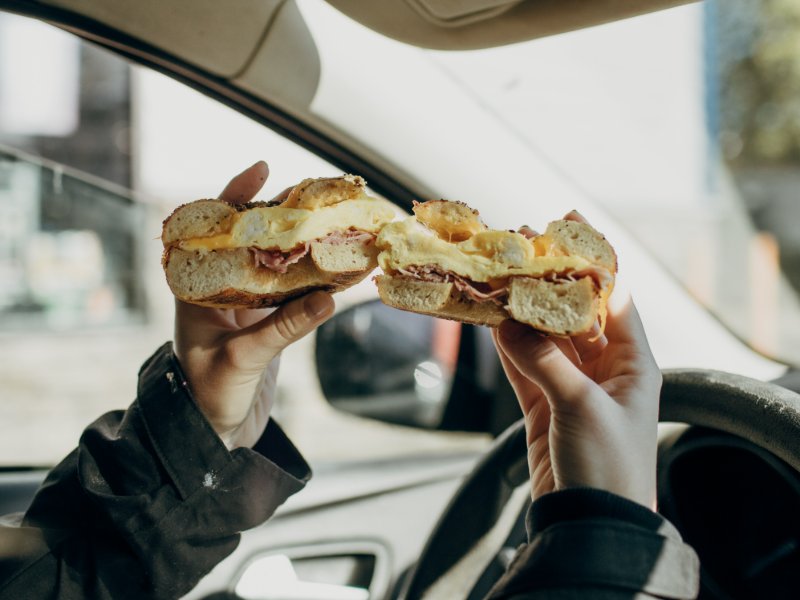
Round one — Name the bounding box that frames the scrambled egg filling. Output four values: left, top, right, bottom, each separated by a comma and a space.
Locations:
178, 196, 395, 252
376, 217, 594, 283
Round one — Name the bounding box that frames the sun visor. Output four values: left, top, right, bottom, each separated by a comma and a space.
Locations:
46, 0, 282, 77
408, 0, 523, 27
44, 0, 320, 112
233, 0, 321, 112
325, 0, 696, 49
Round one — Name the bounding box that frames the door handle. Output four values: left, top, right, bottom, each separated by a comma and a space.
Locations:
235, 554, 369, 600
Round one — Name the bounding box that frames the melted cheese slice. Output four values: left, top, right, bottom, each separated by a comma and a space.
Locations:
377, 217, 593, 282
179, 197, 395, 252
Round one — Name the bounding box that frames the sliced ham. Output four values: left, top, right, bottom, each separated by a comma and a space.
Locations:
251, 243, 310, 274
451, 278, 507, 304
250, 230, 375, 273
397, 265, 508, 306
394, 263, 613, 305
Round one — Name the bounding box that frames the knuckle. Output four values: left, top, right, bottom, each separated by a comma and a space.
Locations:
218, 340, 246, 370
528, 339, 562, 366
273, 313, 297, 342
272, 305, 310, 343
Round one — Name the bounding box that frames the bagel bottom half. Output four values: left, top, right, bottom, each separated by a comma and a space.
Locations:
165, 241, 378, 308
375, 274, 600, 335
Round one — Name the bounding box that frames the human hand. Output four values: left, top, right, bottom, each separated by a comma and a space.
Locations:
495, 215, 661, 508
173, 162, 335, 450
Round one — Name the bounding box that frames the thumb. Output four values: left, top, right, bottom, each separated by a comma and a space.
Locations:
226, 291, 335, 369
219, 160, 269, 204
497, 320, 592, 407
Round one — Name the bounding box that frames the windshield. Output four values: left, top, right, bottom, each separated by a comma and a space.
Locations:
302, 1, 800, 369
428, 2, 800, 368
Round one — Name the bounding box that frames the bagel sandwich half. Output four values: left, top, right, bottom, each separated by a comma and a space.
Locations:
162, 175, 395, 308
374, 200, 617, 336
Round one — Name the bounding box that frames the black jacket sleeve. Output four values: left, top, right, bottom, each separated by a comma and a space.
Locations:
0, 343, 311, 600
487, 488, 700, 599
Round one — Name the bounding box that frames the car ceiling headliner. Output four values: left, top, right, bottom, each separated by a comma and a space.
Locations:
39, 0, 697, 76
325, 0, 697, 50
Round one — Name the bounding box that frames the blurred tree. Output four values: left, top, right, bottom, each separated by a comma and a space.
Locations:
716, 0, 800, 165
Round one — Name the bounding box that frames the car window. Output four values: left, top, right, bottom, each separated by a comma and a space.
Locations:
299, 0, 798, 373
423, 3, 800, 367
435, 2, 800, 365
0, 12, 489, 467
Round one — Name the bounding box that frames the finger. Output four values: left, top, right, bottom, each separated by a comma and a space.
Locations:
604, 292, 654, 360
550, 336, 582, 366
220, 161, 269, 204
570, 320, 608, 363
564, 209, 588, 224
492, 328, 550, 439
232, 306, 274, 329
518, 225, 538, 240
174, 297, 267, 332
603, 284, 646, 345
227, 291, 335, 367
175, 298, 236, 332
269, 186, 294, 205
491, 328, 544, 409
597, 291, 661, 397
497, 319, 593, 406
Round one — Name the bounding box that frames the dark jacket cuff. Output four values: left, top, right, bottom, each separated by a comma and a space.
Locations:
526, 488, 664, 540
489, 488, 700, 600
136, 342, 311, 501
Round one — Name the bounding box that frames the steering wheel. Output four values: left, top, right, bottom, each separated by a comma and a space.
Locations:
399, 369, 800, 600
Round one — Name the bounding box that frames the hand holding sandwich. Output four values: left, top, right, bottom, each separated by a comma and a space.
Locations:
494, 215, 661, 509
173, 162, 335, 450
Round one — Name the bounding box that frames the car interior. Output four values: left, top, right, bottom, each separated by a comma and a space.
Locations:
1, 1, 799, 599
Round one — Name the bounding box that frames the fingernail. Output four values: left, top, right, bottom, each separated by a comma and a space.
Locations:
246, 160, 268, 177
305, 292, 333, 318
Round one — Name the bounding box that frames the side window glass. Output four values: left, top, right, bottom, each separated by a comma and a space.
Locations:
0, 12, 338, 466
0, 151, 143, 329
0, 14, 139, 329
0, 12, 488, 469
